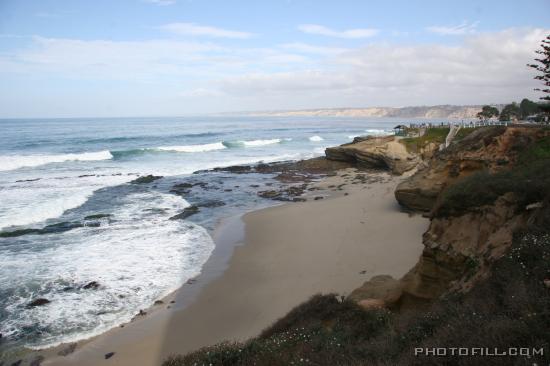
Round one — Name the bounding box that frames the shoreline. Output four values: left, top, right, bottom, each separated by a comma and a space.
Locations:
35, 168, 428, 366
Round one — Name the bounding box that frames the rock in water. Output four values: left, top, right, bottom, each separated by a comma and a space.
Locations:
105, 352, 115, 359
27, 298, 51, 307
130, 175, 162, 184
169, 205, 199, 220
82, 281, 100, 290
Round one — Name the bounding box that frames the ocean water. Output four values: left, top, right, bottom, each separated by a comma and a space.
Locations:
0, 116, 401, 350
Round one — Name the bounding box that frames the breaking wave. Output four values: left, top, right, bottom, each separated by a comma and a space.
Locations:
0, 151, 113, 172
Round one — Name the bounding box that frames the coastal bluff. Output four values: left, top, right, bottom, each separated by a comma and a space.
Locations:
350, 125, 550, 306
325, 135, 420, 175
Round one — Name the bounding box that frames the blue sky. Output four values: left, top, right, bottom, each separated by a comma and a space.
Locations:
0, 0, 549, 117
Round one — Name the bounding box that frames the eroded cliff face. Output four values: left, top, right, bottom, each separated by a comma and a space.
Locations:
350, 126, 550, 308
394, 126, 547, 212
325, 136, 420, 175
400, 193, 532, 300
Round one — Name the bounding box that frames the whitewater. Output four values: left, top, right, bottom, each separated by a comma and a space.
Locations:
0, 116, 401, 350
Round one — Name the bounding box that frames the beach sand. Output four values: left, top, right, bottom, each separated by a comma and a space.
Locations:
44, 169, 428, 366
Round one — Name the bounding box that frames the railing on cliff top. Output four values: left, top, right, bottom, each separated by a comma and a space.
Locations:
407, 120, 510, 129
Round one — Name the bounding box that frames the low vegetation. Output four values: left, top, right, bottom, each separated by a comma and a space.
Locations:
164, 216, 550, 365
400, 127, 478, 154
164, 127, 550, 366
435, 134, 550, 217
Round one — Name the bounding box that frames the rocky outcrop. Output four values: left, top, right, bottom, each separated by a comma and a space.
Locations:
169, 205, 199, 220
348, 275, 403, 308
325, 136, 420, 174
130, 175, 163, 184
27, 298, 51, 307
395, 126, 547, 212
400, 193, 530, 299
350, 126, 550, 309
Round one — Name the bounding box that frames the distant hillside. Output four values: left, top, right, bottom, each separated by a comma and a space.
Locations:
228, 105, 503, 119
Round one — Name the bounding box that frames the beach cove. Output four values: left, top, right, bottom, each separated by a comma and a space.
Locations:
41, 166, 428, 366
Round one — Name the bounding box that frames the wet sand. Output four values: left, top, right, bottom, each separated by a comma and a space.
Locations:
44, 169, 428, 366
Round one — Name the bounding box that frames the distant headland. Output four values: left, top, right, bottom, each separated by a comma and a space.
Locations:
222, 104, 501, 119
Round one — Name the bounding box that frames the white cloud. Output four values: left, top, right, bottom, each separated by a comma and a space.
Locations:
220, 28, 547, 106
143, 0, 176, 5
280, 42, 349, 55
10, 37, 223, 81
0, 27, 547, 116
426, 21, 479, 35
298, 24, 379, 39
159, 22, 254, 39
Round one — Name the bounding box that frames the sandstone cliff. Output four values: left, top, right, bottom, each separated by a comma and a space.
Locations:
394, 126, 548, 212
325, 135, 420, 175
351, 125, 550, 307
232, 105, 490, 119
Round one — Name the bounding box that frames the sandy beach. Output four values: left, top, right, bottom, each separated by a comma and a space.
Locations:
44, 169, 428, 366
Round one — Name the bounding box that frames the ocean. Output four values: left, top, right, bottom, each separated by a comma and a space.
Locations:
0, 115, 404, 351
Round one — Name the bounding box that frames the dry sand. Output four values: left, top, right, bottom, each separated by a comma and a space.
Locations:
44, 169, 428, 366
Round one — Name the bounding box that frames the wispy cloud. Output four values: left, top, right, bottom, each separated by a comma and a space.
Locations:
34, 12, 62, 18
426, 21, 479, 35
280, 42, 349, 55
159, 22, 255, 39
143, 0, 176, 5
220, 28, 546, 106
298, 24, 379, 39
1, 27, 545, 115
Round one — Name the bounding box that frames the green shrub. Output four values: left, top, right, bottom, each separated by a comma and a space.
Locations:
435, 134, 550, 217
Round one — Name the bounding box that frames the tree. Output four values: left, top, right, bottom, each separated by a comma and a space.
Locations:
519, 98, 540, 118
476, 105, 499, 121
499, 103, 521, 121
527, 34, 550, 101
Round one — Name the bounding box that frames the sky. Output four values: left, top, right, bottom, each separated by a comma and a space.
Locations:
0, 0, 549, 118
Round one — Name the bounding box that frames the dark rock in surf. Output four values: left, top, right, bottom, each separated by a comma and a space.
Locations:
105, 352, 115, 359
82, 281, 100, 290
27, 298, 51, 307
130, 175, 162, 184
212, 165, 252, 173
258, 190, 282, 199
169, 205, 200, 220
42, 221, 84, 234
0, 228, 41, 238
84, 214, 112, 220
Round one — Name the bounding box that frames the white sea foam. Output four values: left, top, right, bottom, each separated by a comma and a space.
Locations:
309, 135, 324, 142
0, 174, 133, 230
241, 138, 282, 147
0, 192, 215, 349
0, 151, 113, 172
157, 142, 227, 153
